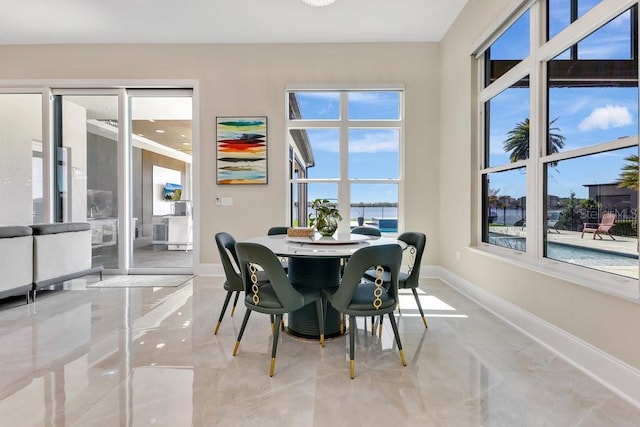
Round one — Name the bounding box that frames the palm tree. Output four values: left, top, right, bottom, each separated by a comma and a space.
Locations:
503, 118, 566, 164
617, 154, 638, 191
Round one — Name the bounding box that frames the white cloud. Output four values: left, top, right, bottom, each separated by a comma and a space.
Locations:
348, 92, 384, 103
350, 132, 398, 153
609, 12, 630, 28
578, 105, 633, 131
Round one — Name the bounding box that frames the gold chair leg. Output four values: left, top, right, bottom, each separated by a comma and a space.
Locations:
340, 314, 344, 334
320, 334, 325, 348
399, 349, 407, 366
233, 341, 240, 356
378, 319, 383, 338
371, 317, 375, 336
214, 321, 222, 335
270, 357, 276, 377
350, 360, 355, 379
421, 315, 429, 329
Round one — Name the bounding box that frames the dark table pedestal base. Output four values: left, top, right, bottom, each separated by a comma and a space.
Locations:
287, 257, 342, 338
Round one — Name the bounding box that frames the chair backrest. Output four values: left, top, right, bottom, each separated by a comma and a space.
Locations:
235, 242, 305, 311
267, 226, 289, 236
215, 232, 243, 291
601, 213, 616, 226
398, 231, 426, 289
350, 226, 381, 237
329, 244, 402, 313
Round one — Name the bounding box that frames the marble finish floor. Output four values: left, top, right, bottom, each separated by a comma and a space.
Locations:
0, 275, 638, 426
93, 237, 193, 270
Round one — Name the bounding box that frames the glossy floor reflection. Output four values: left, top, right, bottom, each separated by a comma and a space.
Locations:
0, 275, 638, 426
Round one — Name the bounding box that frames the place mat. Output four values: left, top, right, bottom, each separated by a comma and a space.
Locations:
86, 275, 194, 288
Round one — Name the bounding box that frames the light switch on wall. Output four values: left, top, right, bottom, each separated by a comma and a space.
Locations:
221, 197, 233, 206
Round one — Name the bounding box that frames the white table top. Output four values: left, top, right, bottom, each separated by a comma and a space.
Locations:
244, 233, 406, 258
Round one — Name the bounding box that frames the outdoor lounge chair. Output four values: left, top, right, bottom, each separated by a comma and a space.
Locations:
547, 211, 560, 233
581, 213, 616, 240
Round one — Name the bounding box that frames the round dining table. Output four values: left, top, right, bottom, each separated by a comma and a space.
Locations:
244, 233, 406, 339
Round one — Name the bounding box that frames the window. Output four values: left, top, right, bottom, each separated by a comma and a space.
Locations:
287, 89, 403, 234
543, 6, 638, 279
548, 0, 605, 41
480, 9, 531, 251
477, 0, 639, 289
485, 9, 530, 87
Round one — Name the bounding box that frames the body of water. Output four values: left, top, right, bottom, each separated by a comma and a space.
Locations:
349, 206, 397, 219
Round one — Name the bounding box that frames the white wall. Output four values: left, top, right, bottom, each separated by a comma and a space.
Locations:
0, 94, 41, 225
438, 0, 640, 373
0, 42, 440, 266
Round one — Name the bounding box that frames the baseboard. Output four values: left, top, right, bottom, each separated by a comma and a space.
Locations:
425, 265, 640, 409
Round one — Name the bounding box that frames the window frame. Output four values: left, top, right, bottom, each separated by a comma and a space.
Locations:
285, 84, 405, 234
474, 0, 640, 299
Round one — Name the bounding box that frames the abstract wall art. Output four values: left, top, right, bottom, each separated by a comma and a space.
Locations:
216, 116, 267, 184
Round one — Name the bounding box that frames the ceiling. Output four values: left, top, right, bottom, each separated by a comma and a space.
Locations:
66, 96, 193, 156
132, 120, 192, 154
0, 0, 468, 45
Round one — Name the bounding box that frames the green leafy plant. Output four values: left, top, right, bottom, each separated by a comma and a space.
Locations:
617, 154, 638, 190
503, 117, 565, 166
308, 198, 342, 236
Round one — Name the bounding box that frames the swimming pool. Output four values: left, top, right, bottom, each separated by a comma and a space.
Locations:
488, 234, 638, 266
546, 242, 638, 266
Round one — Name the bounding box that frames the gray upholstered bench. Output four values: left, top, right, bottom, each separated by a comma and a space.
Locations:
0, 226, 34, 302
30, 222, 103, 300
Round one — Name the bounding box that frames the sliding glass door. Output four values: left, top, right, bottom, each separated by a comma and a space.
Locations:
54, 93, 121, 270
51, 88, 194, 274
129, 91, 193, 271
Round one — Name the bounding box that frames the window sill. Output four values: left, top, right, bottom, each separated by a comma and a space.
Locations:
467, 245, 640, 304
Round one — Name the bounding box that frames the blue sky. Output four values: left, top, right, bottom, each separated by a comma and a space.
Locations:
294, 2, 637, 205
488, 2, 637, 200
293, 91, 400, 204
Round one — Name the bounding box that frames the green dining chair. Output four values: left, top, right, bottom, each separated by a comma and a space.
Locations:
323, 244, 405, 379
234, 242, 325, 377
350, 225, 382, 333
350, 226, 381, 237
214, 232, 245, 335
267, 226, 289, 235
364, 231, 428, 329
214, 232, 273, 335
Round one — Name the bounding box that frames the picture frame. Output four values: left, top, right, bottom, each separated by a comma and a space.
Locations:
216, 116, 268, 184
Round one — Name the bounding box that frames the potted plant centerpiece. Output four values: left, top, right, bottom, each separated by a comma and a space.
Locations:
308, 198, 342, 237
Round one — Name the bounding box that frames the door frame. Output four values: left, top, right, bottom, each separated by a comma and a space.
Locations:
2, 79, 200, 275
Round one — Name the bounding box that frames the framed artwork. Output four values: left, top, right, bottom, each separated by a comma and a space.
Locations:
216, 116, 268, 184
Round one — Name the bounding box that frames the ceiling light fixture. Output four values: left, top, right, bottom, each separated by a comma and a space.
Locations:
302, 0, 336, 7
